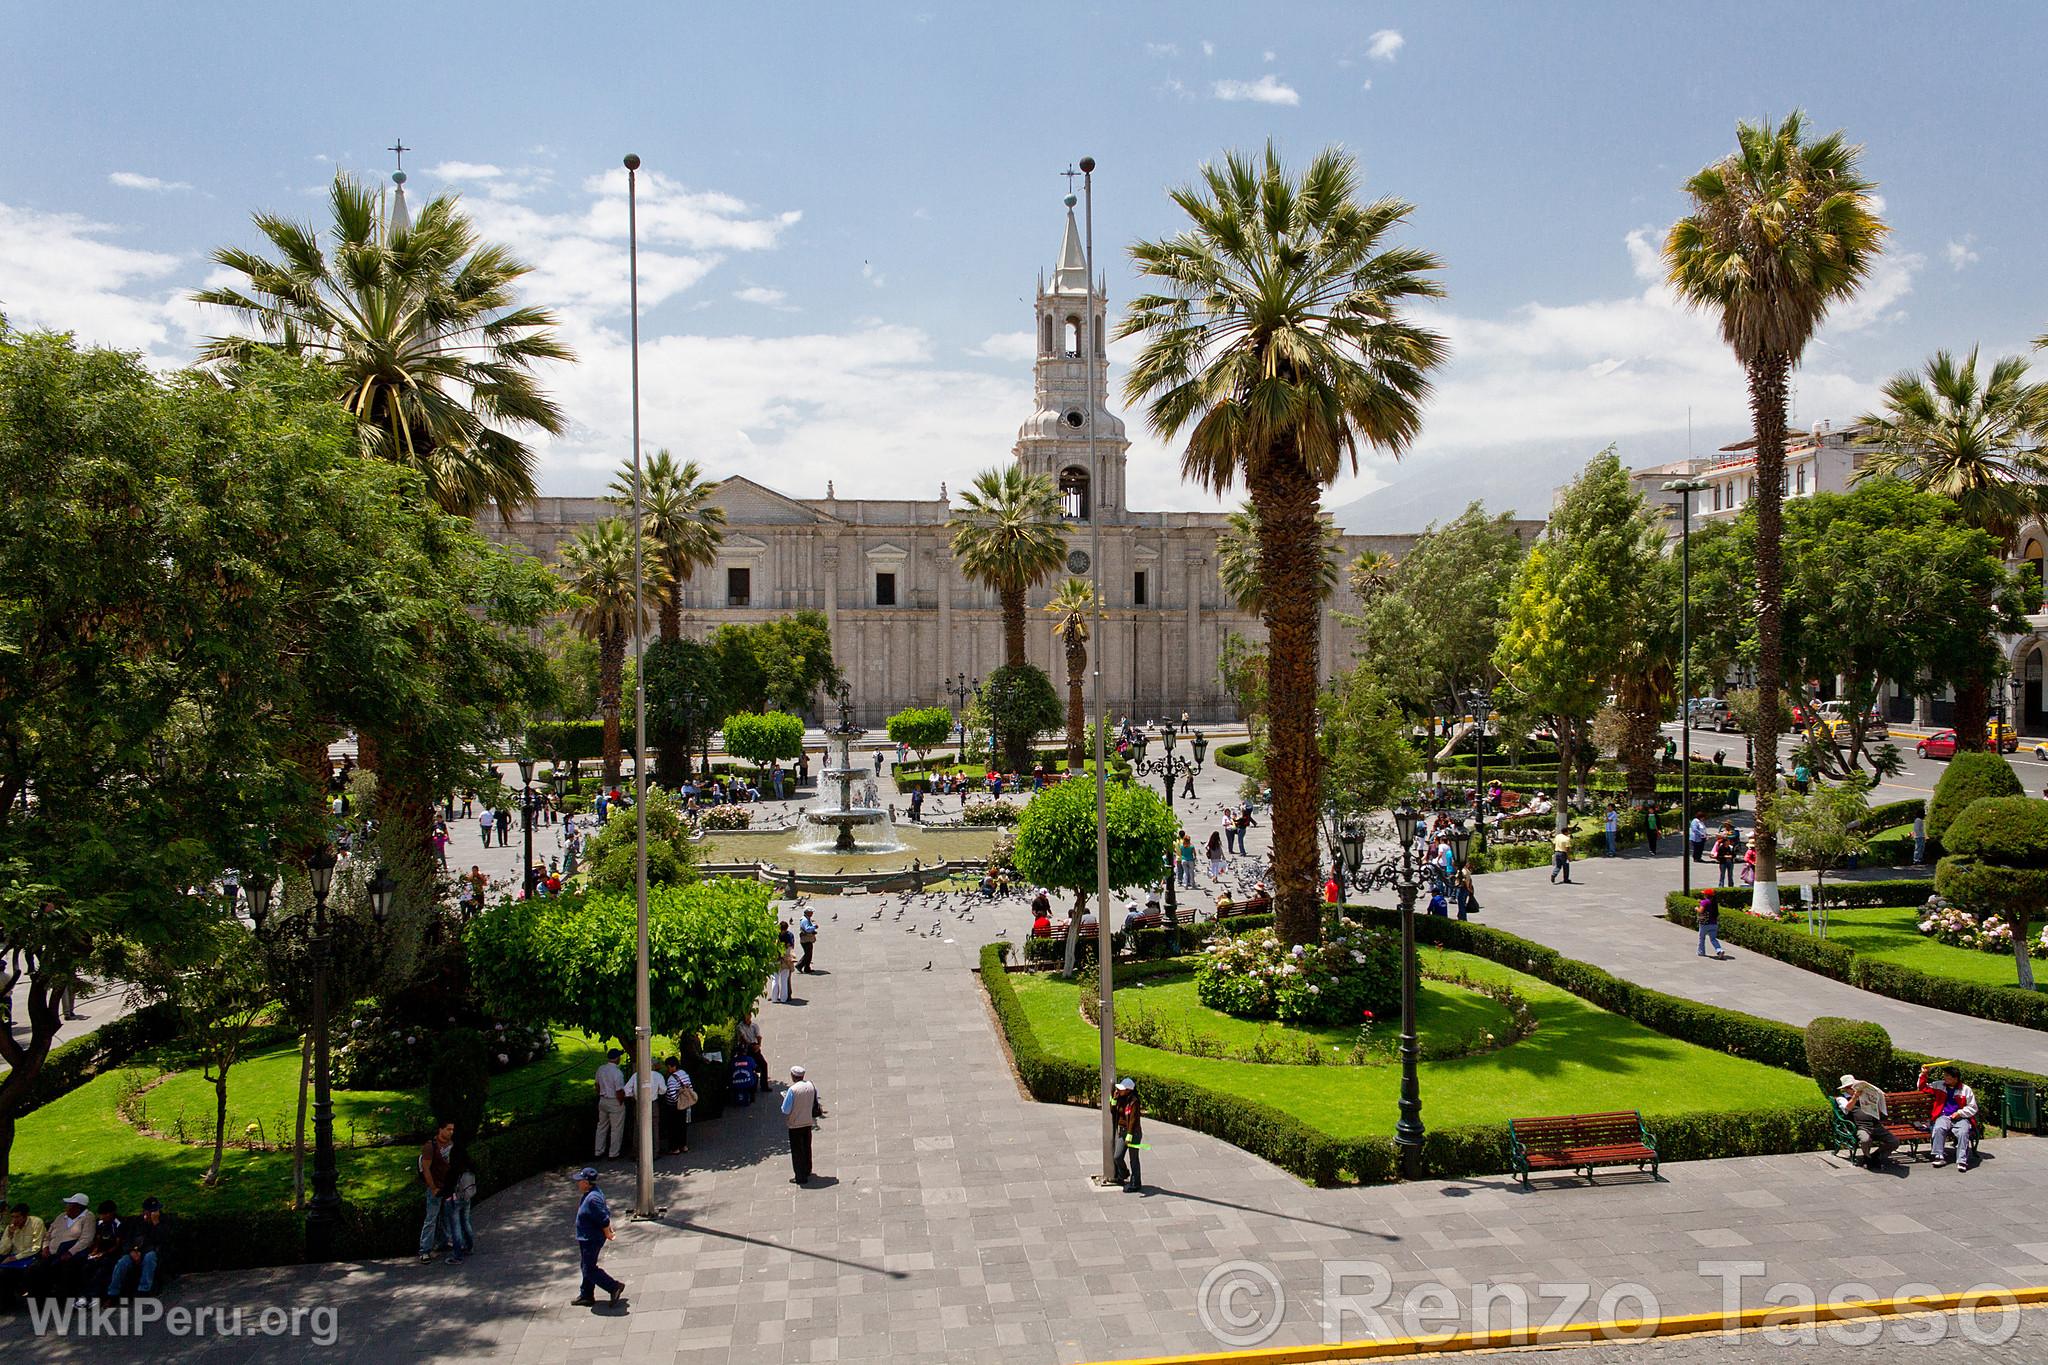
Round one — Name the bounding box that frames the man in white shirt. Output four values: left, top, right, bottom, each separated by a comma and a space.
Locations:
593, 1049, 627, 1159
40, 1194, 94, 1297
780, 1065, 826, 1185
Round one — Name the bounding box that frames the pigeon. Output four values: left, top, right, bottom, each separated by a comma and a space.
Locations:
923, 961, 933, 971
854, 923, 864, 931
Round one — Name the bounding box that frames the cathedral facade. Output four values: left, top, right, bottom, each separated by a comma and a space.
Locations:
478, 206, 1466, 725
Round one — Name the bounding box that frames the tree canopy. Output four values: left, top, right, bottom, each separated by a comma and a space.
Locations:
1011, 778, 1179, 901
886, 706, 954, 761
723, 711, 805, 766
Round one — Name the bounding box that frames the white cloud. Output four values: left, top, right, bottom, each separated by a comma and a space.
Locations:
1212, 74, 1300, 106
1360, 79, 1374, 91
1944, 235, 1980, 271
1824, 251, 1923, 332
733, 285, 795, 310
108, 171, 192, 193
1200, 40, 1215, 57
429, 161, 505, 181
1144, 41, 1179, 58
969, 330, 1036, 363
0, 202, 193, 358
1159, 77, 1195, 102
1262, 49, 1276, 62
1366, 29, 1404, 61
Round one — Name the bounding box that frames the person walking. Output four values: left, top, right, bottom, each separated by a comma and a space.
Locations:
797, 910, 819, 974
569, 1169, 625, 1306
781, 1065, 826, 1185
1714, 826, 1738, 887
1550, 828, 1573, 885
1913, 811, 1927, 865
1689, 815, 1708, 863
1177, 833, 1197, 889
1603, 804, 1619, 857
496, 803, 512, 847
417, 1118, 455, 1263
1644, 806, 1660, 855
1696, 891, 1729, 959
478, 805, 495, 849
442, 1143, 476, 1263
593, 1048, 627, 1160
1206, 831, 1226, 880
1112, 1077, 1145, 1192
770, 921, 796, 1002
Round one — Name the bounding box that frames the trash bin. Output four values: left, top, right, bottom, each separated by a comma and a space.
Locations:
2001, 1082, 2040, 1135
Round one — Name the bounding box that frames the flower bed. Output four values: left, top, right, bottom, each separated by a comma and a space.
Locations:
961, 798, 1019, 826
1193, 922, 1399, 1026
696, 803, 753, 831
1920, 899, 2048, 958
334, 1009, 555, 1089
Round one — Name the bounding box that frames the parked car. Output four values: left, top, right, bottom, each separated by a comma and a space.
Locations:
1917, 730, 1957, 760
1816, 702, 1889, 742
1993, 721, 2018, 753
1686, 697, 1736, 732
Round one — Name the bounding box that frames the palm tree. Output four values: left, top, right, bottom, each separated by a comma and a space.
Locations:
195, 171, 573, 518
558, 520, 666, 784
948, 466, 1068, 669
606, 450, 726, 640
1045, 578, 1099, 770
1216, 503, 1342, 615
1665, 111, 1887, 915
1121, 144, 1448, 947
1854, 348, 2048, 747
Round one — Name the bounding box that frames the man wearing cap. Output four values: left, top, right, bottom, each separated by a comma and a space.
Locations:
37, 1193, 95, 1297
593, 1048, 627, 1160
780, 1065, 826, 1185
105, 1197, 170, 1300
1112, 1079, 1145, 1192
569, 1168, 626, 1307
1835, 1075, 1898, 1170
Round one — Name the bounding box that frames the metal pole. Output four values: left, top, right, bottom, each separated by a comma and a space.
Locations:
624, 153, 656, 1216
1394, 841, 1424, 1179
1081, 157, 1119, 1188
306, 892, 337, 1259
1679, 488, 1692, 897
1473, 703, 1487, 853
522, 783, 536, 899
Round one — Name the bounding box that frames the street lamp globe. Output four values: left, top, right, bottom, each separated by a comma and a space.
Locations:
1448, 819, 1475, 866
1339, 819, 1366, 874
305, 846, 337, 903
367, 866, 398, 926
1392, 802, 1421, 848
517, 755, 537, 788
243, 877, 273, 934
1190, 731, 1208, 766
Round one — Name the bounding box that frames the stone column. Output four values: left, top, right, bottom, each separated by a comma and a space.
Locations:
1186, 552, 1204, 714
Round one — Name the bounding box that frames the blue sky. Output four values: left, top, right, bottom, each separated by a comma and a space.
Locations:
4, 2, 2044, 525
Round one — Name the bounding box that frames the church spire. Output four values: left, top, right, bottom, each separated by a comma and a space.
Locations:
386, 138, 413, 240
1051, 198, 1089, 295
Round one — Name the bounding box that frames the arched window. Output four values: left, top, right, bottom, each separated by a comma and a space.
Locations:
2023, 538, 2045, 591
1040, 315, 1054, 355
1063, 316, 1082, 357
1059, 465, 1090, 521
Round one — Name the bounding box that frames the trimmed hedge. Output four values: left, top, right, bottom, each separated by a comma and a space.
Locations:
1213, 740, 1258, 776
1665, 890, 2048, 1032
1675, 877, 1932, 913
11, 1000, 183, 1118
1803, 1016, 1893, 1087
1927, 751, 2024, 843
1864, 796, 1927, 832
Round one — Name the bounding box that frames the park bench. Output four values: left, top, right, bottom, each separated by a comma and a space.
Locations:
1216, 897, 1270, 920
1509, 1111, 1659, 1185
1827, 1089, 1944, 1161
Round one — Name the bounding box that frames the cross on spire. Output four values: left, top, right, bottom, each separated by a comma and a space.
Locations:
388, 138, 412, 171
1060, 164, 1080, 194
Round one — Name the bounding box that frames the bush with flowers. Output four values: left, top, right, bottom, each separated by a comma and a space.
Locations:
1194, 922, 1400, 1026
333, 1006, 556, 1089
696, 804, 753, 832
1917, 897, 2048, 959
961, 798, 1020, 826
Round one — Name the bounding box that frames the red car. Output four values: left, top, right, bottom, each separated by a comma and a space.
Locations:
1916, 730, 1957, 760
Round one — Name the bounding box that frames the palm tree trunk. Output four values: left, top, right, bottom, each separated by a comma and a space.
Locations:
1002, 586, 1028, 669
599, 627, 625, 786
1065, 638, 1086, 771
1747, 352, 1790, 914
1253, 456, 1326, 946
1619, 678, 1661, 802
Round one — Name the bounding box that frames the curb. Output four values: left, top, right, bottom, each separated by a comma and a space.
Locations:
1081, 1284, 2048, 1364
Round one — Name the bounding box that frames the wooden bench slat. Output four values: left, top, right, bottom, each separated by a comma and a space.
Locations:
1510, 1111, 1658, 1186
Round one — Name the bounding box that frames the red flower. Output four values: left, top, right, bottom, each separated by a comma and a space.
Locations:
1361, 1009, 1375, 1020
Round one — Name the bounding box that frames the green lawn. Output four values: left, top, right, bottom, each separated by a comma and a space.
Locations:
1011, 948, 1820, 1139
7, 1032, 609, 1219
1818, 904, 2039, 991
1111, 971, 1512, 1061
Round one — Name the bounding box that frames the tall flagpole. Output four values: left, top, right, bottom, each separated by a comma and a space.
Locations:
624, 153, 656, 1217
1079, 156, 1118, 1187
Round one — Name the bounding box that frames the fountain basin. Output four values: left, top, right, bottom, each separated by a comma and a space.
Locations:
699, 826, 997, 875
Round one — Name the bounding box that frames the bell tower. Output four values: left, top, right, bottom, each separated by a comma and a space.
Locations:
1014, 195, 1129, 524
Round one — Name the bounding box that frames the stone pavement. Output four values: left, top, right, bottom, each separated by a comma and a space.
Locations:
11, 864, 2048, 1364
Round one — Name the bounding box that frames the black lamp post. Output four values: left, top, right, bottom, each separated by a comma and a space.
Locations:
1463, 689, 1492, 853
1339, 805, 1469, 1180
947, 672, 978, 754
1133, 726, 1207, 930
517, 755, 538, 899
1663, 478, 1711, 896
269, 849, 394, 1261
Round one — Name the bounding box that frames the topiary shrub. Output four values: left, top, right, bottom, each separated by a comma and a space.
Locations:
1942, 796, 2048, 866
1801, 1016, 1893, 1088
428, 1027, 492, 1144
1936, 795, 2048, 992
1926, 750, 2023, 844
1194, 921, 1399, 1025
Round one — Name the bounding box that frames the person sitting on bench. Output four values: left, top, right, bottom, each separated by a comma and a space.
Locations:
1920, 1064, 1978, 1171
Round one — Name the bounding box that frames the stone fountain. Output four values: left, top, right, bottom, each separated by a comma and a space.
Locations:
800, 686, 895, 853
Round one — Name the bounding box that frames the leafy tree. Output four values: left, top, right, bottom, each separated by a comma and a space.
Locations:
886, 706, 954, 765
1011, 777, 1179, 972
465, 880, 781, 1048
1121, 143, 1447, 946
706, 623, 770, 715
1493, 451, 1663, 825
1855, 348, 2048, 749
127, 913, 271, 1187
1936, 796, 2048, 991
558, 519, 665, 784
1666, 110, 1889, 914
723, 711, 805, 768
1314, 668, 1418, 861
195, 171, 571, 517
982, 664, 1064, 772
1927, 750, 2024, 845
1216, 502, 1340, 615
1044, 578, 1098, 770
540, 624, 603, 720
948, 466, 1067, 669
1765, 774, 1872, 930
747, 611, 842, 715
641, 636, 727, 785
607, 450, 725, 773
580, 787, 698, 892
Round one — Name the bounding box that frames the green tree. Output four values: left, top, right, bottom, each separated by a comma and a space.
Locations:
747, 611, 843, 715
886, 706, 954, 765
1493, 451, 1664, 824
1927, 750, 2024, 845
1936, 796, 2048, 991
465, 880, 781, 1047
1854, 348, 2048, 749
1666, 110, 1889, 913
1216, 630, 1268, 739
982, 664, 1064, 772
1215, 503, 1341, 615
722, 711, 805, 769
1044, 578, 1099, 770
1011, 777, 1179, 972
706, 623, 770, 715
580, 787, 698, 891
1314, 668, 1419, 860
540, 624, 603, 720
1766, 774, 1872, 931
947, 466, 1068, 669
558, 520, 666, 784
195, 171, 572, 517
640, 636, 725, 785
607, 450, 726, 774
1121, 143, 1448, 946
